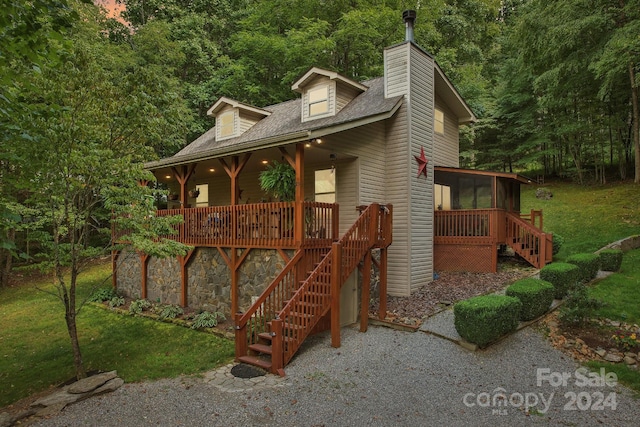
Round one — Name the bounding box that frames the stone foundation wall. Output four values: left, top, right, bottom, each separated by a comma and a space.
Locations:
115, 247, 293, 318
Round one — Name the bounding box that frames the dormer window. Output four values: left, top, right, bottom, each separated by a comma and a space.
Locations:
308, 86, 329, 116
218, 111, 235, 138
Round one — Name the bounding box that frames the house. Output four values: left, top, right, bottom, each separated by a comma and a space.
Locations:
113, 10, 551, 375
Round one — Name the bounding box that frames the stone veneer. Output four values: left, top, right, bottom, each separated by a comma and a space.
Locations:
116, 247, 293, 318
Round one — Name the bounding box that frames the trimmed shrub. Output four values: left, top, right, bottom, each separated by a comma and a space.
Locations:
539, 262, 580, 299
598, 249, 623, 272
566, 253, 601, 283
551, 234, 564, 256
454, 295, 522, 347
505, 278, 555, 321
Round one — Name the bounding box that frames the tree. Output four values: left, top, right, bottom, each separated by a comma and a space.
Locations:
8, 1, 192, 379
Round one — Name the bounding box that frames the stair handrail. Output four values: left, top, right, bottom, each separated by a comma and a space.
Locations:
506, 212, 551, 268
234, 249, 305, 358
277, 203, 381, 365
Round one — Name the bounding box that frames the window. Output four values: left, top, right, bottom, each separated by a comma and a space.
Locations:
308, 86, 329, 116
434, 108, 444, 135
195, 184, 208, 207
218, 112, 234, 138
314, 169, 335, 203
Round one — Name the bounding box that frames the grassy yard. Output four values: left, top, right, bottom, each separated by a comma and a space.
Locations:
0, 262, 234, 408
520, 180, 640, 259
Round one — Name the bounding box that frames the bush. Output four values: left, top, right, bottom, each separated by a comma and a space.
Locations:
129, 299, 152, 315
598, 249, 623, 272
551, 234, 564, 256
505, 278, 555, 321
190, 311, 226, 329
566, 253, 601, 283
454, 295, 522, 347
108, 296, 125, 308
539, 262, 580, 299
559, 286, 605, 326
89, 287, 118, 302
158, 304, 184, 320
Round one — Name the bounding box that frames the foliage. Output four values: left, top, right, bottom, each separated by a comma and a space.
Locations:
598, 249, 623, 272
259, 161, 296, 201
551, 234, 564, 256
505, 278, 554, 321
157, 304, 184, 320
191, 311, 226, 329
108, 296, 125, 308
611, 330, 638, 352
129, 298, 152, 315
566, 253, 601, 283
453, 294, 521, 347
558, 285, 605, 326
0, 262, 234, 408
88, 287, 118, 302
589, 248, 640, 324
539, 262, 580, 299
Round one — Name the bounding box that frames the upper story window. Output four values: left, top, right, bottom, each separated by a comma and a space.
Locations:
218, 111, 235, 138
434, 108, 445, 135
308, 86, 329, 116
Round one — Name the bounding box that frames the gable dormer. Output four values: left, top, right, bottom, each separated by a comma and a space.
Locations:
291, 67, 367, 123
207, 97, 271, 141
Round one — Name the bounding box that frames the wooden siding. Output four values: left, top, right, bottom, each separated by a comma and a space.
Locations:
238, 110, 264, 135
383, 42, 411, 296
408, 45, 435, 294
335, 82, 361, 114
433, 96, 460, 167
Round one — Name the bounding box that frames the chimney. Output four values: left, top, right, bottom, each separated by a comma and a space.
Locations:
403, 10, 416, 42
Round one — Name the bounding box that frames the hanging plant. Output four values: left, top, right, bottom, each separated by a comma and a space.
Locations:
188, 188, 200, 198
259, 161, 296, 201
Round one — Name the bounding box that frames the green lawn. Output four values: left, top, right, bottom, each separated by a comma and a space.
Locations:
0, 262, 234, 408
521, 180, 640, 260
590, 249, 640, 324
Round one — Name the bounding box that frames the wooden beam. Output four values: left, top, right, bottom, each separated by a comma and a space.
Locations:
360, 251, 371, 332
277, 248, 291, 263
294, 143, 305, 245
171, 164, 197, 209
330, 241, 341, 348
378, 248, 387, 320
278, 147, 295, 168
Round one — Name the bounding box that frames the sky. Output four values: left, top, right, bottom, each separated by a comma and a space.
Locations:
94, 0, 126, 22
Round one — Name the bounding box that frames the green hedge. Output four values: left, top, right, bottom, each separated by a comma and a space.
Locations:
539, 262, 580, 299
598, 249, 623, 272
505, 278, 555, 321
454, 295, 521, 348
566, 253, 601, 283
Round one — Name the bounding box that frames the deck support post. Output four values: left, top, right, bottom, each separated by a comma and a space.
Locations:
360, 250, 371, 332
271, 318, 284, 376
331, 241, 341, 348
234, 312, 247, 362
139, 253, 149, 299
378, 247, 388, 320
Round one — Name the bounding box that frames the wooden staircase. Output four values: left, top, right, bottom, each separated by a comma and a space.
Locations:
505, 212, 553, 269
234, 203, 392, 375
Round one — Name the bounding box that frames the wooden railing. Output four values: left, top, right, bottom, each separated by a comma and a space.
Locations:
234, 203, 392, 374
506, 212, 553, 269
434, 209, 505, 245
151, 202, 338, 249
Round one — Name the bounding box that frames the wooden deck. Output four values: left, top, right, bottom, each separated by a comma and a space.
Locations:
434, 208, 552, 272
155, 201, 339, 249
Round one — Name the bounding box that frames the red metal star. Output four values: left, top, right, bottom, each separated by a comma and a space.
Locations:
415, 146, 429, 178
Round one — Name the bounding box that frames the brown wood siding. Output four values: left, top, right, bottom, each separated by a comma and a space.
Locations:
408, 45, 434, 293
433, 96, 460, 167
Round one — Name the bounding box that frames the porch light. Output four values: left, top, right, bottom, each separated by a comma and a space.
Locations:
165, 175, 171, 179
261, 160, 269, 165
209, 168, 215, 172
316, 138, 322, 144
305, 142, 312, 148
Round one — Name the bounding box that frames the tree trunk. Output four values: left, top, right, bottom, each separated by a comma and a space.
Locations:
1, 228, 15, 287
630, 62, 640, 184
64, 268, 86, 380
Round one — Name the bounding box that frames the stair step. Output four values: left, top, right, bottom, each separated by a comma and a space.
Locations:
238, 355, 272, 370
249, 343, 273, 355
258, 332, 293, 343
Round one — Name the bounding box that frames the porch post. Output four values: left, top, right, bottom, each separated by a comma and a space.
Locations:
331, 241, 341, 348
171, 164, 197, 209
360, 250, 371, 332
219, 153, 251, 206
294, 143, 305, 246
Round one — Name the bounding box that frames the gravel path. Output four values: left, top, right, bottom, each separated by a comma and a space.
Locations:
32, 324, 640, 427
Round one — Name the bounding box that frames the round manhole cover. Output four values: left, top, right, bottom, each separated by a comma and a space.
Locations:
230, 363, 266, 379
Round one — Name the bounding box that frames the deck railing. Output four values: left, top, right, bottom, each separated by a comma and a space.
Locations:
152, 202, 338, 249
434, 208, 505, 245
506, 212, 552, 269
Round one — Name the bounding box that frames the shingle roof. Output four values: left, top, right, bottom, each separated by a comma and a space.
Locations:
147, 77, 403, 169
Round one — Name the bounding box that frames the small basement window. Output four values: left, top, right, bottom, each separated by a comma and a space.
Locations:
435, 108, 444, 135
308, 86, 329, 116
218, 111, 234, 138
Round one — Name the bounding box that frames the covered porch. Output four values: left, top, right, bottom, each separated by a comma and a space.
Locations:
433, 167, 552, 272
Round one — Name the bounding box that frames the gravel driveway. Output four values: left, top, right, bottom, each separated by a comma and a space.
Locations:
32, 323, 640, 427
